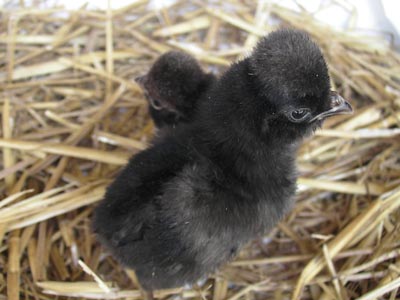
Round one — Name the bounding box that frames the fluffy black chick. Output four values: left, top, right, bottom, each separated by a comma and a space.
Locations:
136, 51, 215, 130
93, 29, 352, 291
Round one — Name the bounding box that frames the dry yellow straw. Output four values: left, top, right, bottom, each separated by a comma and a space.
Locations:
292, 189, 400, 299
0, 139, 128, 165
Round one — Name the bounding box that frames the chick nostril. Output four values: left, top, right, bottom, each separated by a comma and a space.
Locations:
332, 97, 342, 107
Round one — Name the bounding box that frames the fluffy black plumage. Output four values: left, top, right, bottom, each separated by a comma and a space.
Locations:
93, 29, 352, 291
136, 51, 215, 129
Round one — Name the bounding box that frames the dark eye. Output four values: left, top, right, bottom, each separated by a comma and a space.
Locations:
150, 98, 163, 110
289, 108, 311, 122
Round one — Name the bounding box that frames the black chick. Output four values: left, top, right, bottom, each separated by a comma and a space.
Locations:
93, 29, 352, 291
136, 51, 216, 130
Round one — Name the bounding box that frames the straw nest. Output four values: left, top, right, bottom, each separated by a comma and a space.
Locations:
1, 1, 400, 299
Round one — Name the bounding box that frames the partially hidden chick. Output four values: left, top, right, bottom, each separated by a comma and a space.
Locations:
136, 51, 216, 130
93, 29, 353, 292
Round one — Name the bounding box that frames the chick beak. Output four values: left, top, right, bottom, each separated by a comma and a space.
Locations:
309, 91, 353, 123
135, 75, 147, 87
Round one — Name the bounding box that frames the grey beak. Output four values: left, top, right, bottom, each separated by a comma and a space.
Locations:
309, 91, 353, 123
135, 75, 147, 87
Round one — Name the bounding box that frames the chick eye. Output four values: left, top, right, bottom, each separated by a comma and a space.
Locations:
289, 108, 311, 122
149, 98, 163, 110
